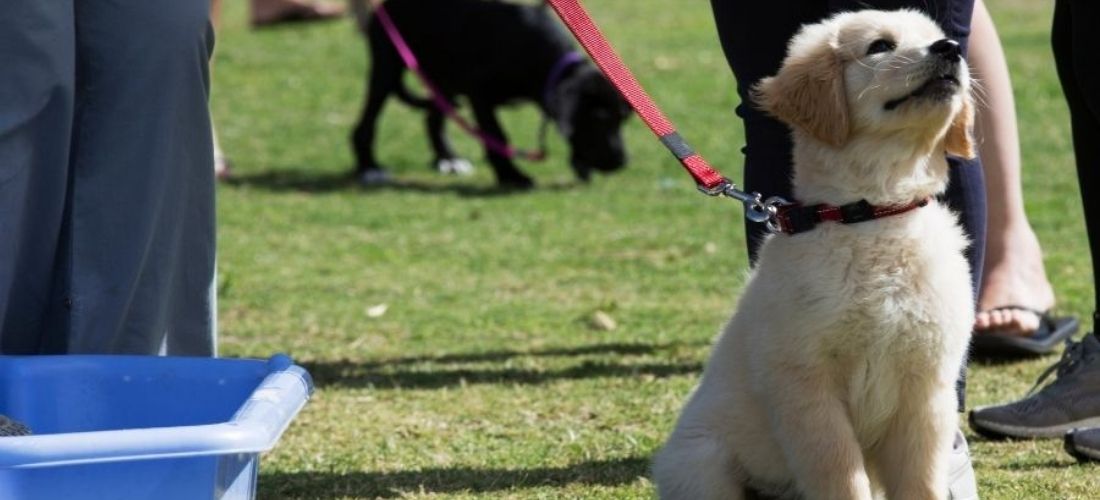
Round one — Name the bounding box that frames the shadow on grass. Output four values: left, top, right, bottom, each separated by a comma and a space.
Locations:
303, 359, 702, 390
224, 169, 357, 193
995, 458, 1077, 471
300, 341, 704, 390
357, 341, 699, 368
967, 353, 1052, 366
259, 456, 648, 499
225, 167, 582, 197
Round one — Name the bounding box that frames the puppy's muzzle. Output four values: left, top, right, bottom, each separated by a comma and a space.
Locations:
884, 38, 963, 111
929, 38, 961, 61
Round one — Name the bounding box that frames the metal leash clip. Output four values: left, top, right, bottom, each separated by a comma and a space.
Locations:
698, 180, 791, 232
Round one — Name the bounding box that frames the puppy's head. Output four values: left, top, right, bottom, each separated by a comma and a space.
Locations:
554, 65, 632, 181
754, 9, 974, 159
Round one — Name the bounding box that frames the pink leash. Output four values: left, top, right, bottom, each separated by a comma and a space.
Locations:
373, 1, 547, 162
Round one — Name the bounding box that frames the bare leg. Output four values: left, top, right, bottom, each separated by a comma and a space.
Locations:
970, 0, 1056, 336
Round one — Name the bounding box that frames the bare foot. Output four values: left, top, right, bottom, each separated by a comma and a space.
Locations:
250, 0, 346, 28
213, 126, 231, 181
975, 222, 1056, 336
214, 150, 232, 181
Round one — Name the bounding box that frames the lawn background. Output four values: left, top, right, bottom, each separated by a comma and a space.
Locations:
211, 0, 1099, 497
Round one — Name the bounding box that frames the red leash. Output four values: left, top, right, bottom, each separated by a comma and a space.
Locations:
545, 0, 933, 234
376, 0, 926, 233
545, 0, 789, 227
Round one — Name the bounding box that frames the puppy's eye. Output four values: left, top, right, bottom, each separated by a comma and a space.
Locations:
866, 39, 896, 55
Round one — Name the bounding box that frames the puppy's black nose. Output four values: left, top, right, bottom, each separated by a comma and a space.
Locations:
929, 38, 961, 60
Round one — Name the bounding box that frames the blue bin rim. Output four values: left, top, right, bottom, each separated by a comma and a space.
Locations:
0, 354, 313, 469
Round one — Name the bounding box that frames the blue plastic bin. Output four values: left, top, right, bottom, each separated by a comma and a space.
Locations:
0, 354, 312, 500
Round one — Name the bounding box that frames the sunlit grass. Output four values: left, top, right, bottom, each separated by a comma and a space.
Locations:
211, 0, 1099, 497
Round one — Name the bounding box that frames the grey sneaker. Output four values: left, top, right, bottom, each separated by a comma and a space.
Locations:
948, 430, 979, 500
1064, 427, 1100, 463
969, 333, 1100, 439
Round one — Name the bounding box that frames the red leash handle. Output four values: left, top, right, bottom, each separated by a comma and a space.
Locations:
546, 0, 729, 191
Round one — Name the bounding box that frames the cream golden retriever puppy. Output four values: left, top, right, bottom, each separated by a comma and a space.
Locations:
653, 10, 976, 500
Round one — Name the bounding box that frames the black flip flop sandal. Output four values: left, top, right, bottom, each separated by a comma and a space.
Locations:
971, 305, 1079, 358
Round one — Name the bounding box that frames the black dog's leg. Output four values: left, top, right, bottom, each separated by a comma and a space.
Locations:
352, 74, 394, 183
426, 107, 472, 175
470, 99, 534, 189
352, 37, 402, 184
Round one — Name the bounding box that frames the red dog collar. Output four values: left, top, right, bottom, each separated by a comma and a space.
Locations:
774, 197, 932, 235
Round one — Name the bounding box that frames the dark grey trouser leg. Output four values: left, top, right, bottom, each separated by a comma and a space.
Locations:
63, 0, 217, 355
0, 2, 75, 354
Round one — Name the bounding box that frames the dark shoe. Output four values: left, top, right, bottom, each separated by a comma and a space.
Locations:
970, 334, 1100, 438
971, 306, 1078, 358
1064, 427, 1100, 463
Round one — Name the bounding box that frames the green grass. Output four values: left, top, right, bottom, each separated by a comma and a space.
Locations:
211, 0, 1100, 497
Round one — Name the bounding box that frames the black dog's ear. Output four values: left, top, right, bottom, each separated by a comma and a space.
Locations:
555, 94, 578, 138
578, 68, 630, 119
550, 67, 585, 138
581, 66, 630, 118
619, 97, 632, 118
551, 65, 630, 137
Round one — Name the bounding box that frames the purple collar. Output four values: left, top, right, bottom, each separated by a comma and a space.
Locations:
543, 51, 586, 110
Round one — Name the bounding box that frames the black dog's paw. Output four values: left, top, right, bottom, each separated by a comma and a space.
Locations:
434, 158, 474, 176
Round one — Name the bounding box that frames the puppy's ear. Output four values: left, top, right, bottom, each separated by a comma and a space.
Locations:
753, 43, 849, 147
945, 96, 976, 159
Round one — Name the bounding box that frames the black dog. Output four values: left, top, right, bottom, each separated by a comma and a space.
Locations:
352, 0, 630, 188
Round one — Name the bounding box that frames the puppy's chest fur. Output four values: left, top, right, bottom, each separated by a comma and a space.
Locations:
748, 204, 972, 431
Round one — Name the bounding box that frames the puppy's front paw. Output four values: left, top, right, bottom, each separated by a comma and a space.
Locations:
435, 158, 474, 176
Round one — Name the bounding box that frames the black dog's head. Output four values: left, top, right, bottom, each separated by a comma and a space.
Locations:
553, 65, 631, 181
